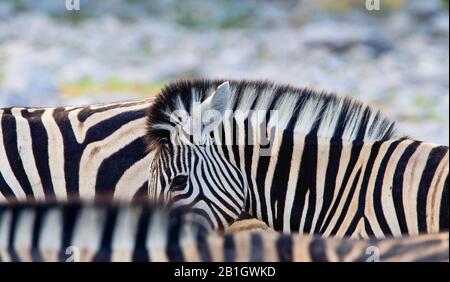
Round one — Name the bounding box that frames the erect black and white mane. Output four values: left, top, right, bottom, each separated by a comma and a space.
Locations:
145, 79, 402, 150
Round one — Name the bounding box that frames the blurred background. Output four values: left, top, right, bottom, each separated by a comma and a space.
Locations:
0, 0, 448, 144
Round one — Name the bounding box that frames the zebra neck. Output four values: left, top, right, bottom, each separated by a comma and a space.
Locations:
220, 134, 448, 238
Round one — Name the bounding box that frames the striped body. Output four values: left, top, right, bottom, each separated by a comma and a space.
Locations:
0, 99, 154, 203
0, 201, 447, 262
244, 137, 449, 238
146, 80, 449, 237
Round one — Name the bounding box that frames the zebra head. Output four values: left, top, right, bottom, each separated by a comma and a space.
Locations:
147, 81, 247, 230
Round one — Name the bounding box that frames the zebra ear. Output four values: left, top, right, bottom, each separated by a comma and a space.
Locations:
200, 81, 230, 132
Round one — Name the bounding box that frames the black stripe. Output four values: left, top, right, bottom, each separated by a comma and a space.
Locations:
417, 146, 448, 232
243, 118, 256, 214
276, 235, 293, 262
255, 151, 270, 223
31, 205, 46, 262
354, 108, 371, 142
92, 206, 118, 262
59, 203, 80, 261
439, 174, 448, 230
166, 211, 184, 262
0, 207, 6, 262
271, 130, 294, 231
290, 134, 318, 232
196, 232, 212, 262
363, 215, 375, 237
132, 206, 150, 262
372, 140, 402, 235
224, 235, 235, 262
250, 233, 263, 261
1, 109, 35, 200
7, 206, 21, 262
22, 109, 56, 200
392, 141, 421, 234
95, 138, 147, 198
335, 239, 355, 260
54, 108, 82, 197
302, 135, 319, 233
84, 110, 146, 143
309, 238, 328, 262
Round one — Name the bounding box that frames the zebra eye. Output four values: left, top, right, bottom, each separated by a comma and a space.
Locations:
170, 175, 188, 189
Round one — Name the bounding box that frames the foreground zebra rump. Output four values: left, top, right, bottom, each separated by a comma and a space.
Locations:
147, 80, 449, 237
0, 201, 447, 262
0, 99, 154, 202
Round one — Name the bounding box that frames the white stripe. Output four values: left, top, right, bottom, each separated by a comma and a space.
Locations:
0, 110, 27, 200
111, 206, 140, 262
12, 108, 46, 200
0, 210, 12, 261
13, 208, 35, 261
39, 208, 63, 261
309, 138, 331, 232
263, 128, 285, 228
147, 209, 169, 262
71, 206, 106, 261
403, 143, 431, 235
41, 109, 67, 200
299, 190, 310, 233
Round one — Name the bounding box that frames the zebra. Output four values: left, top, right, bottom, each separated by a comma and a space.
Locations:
0, 201, 447, 262
146, 79, 449, 238
0, 99, 155, 203
0, 97, 268, 232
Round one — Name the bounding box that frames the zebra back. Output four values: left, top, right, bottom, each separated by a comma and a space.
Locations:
0, 99, 154, 203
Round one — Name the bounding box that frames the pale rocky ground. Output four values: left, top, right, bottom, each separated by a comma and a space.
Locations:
0, 0, 448, 146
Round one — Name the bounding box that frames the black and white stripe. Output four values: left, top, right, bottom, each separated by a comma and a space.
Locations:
146, 79, 449, 237
0, 201, 447, 262
0, 99, 154, 203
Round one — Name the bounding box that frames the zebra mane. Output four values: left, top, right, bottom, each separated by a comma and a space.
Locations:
145, 79, 402, 151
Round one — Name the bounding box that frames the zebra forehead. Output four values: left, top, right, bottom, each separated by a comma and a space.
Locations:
144, 79, 403, 151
